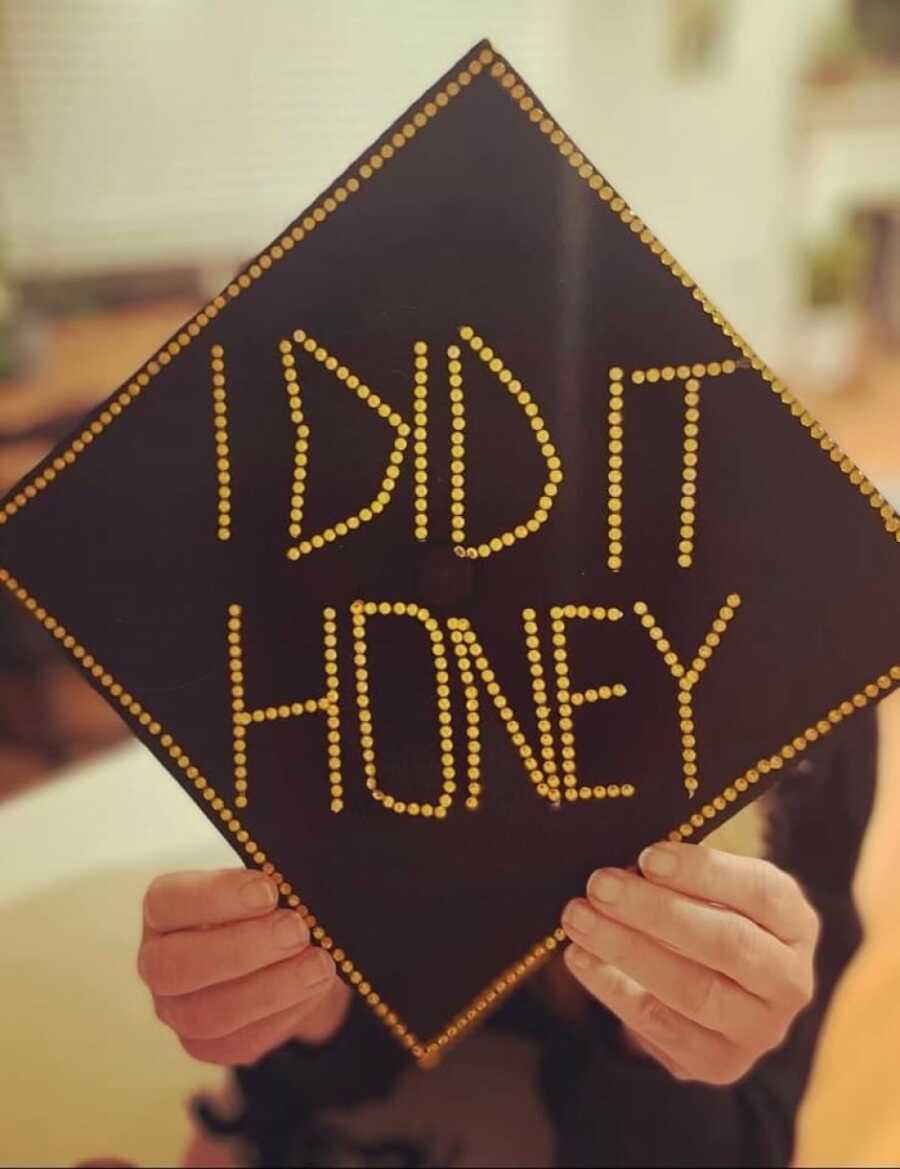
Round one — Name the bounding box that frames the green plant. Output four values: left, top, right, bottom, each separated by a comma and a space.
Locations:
804, 221, 871, 309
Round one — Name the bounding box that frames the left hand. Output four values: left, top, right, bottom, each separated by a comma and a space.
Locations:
561, 842, 819, 1085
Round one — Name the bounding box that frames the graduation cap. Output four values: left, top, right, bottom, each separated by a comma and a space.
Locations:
2, 39, 899, 1064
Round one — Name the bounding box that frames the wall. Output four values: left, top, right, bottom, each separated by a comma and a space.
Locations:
0, 0, 840, 367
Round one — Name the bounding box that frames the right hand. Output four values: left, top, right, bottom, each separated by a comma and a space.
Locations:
138, 869, 351, 1066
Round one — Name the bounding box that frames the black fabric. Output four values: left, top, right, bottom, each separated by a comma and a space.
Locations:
204, 707, 876, 1168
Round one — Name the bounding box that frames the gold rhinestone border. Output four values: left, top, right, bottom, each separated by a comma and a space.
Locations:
0, 42, 897, 1066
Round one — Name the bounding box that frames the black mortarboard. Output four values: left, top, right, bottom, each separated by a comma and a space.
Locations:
2, 40, 898, 1063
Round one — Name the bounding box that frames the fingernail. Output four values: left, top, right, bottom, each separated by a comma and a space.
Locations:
568, 946, 591, 971
566, 903, 595, 933
241, 876, 277, 911
274, 912, 309, 950
639, 845, 677, 878
588, 871, 621, 903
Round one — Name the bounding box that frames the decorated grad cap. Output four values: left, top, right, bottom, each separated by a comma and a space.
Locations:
2, 38, 899, 1064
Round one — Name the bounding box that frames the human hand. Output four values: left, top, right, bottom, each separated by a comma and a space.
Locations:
138, 869, 351, 1066
561, 843, 819, 1084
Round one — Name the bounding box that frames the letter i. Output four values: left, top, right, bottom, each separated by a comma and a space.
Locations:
413, 341, 428, 540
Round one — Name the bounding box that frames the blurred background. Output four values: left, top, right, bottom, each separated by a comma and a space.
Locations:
0, 1, 898, 1165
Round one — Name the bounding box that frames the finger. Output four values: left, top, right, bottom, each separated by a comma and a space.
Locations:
294, 976, 353, 1045
562, 898, 770, 1044
139, 909, 310, 995
143, 869, 278, 933
74, 1161, 137, 1168
637, 843, 818, 945
179, 994, 331, 1067
584, 866, 791, 998
156, 947, 335, 1040
563, 944, 747, 1086
623, 1028, 692, 1080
